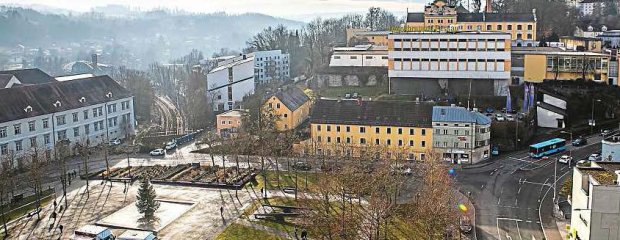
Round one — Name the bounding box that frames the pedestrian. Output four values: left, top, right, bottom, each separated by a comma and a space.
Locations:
51, 211, 57, 220
58, 224, 63, 234
301, 228, 307, 240
220, 206, 224, 215
53, 200, 57, 209
294, 227, 299, 240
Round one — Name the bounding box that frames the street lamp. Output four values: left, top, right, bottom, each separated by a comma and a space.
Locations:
590, 99, 601, 134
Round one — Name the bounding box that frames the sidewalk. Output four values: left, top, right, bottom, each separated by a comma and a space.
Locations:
556, 219, 570, 240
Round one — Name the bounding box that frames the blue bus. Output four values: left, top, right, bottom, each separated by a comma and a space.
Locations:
529, 138, 567, 158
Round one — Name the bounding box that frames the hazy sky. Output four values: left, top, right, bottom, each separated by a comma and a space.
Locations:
1, 0, 429, 21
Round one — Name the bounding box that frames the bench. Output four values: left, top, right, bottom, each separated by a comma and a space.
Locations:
254, 212, 301, 221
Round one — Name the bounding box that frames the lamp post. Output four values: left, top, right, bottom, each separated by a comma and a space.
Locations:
590, 99, 601, 134
561, 130, 573, 161
104, 92, 112, 186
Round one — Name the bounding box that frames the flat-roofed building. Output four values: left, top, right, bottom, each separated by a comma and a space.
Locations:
346, 29, 391, 46
207, 54, 255, 112
388, 31, 511, 96
523, 51, 609, 83
329, 45, 388, 67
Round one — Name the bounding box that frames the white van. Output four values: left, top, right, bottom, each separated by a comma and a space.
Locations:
118, 230, 157, 240
71, 225, 114, 240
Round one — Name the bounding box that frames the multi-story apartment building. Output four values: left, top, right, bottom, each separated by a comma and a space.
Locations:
264, 87, 311, 131
329, 45, 388, 67
405, 0, 537, 47
523, 51, 609, 83
249, 50, 290, 84
388, 31, 512, 96
304, 99, 433, 160
206, 54, 255, 112
0, 71, 135, 167
431, 106, 491, 164
569, 162, 620, 240
578, 0, 605, 16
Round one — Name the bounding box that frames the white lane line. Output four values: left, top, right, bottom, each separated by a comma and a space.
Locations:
516, 220, 523, 240
497, 218, 502, 240
517, 186, 522, 194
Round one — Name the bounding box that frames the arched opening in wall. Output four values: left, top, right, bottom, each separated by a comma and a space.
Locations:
517, 43, 523, 47
527, 43, 533, 47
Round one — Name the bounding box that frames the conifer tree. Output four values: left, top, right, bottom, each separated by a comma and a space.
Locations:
136, 178, 160, 226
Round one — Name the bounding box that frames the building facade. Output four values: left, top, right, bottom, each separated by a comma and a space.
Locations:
346, 29, 391, 46
578, 0, 605, 16
600, 30, 620, 49
569, 162, 620, 240
249, 50, 290, 84
329, 45, 388, 67
206, 54, 255, 112
523, 51, 610, 83
304, 99, 433, 160
264, 87, 311, 131
216, 109, 247, 137
601, 134, 620, 161
560, 36, 603, 52
388, 31, 511, 96
0, 72, 135, 167
405, 0, 537, 46
431, 106, 491, 164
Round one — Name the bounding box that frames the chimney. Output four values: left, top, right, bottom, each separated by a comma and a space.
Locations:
91, 53, 98, 67
485, 0, 493, 13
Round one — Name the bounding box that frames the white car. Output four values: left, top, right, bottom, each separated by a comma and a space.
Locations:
495, 114, 505, 122
505, 114, 515, 121
588, 153, 601, 161
150, 149, 165, 156
165, 141, 177, 150
558, 155, 573, 164
108, 138, 121, 146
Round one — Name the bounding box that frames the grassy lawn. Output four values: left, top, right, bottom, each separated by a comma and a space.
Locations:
386, 218, 426, 240
560, 177, 573, 197
0, 192, 54, 224
216, 223, 286, 240
317, 85, 387, 98
250, 171, 320, 191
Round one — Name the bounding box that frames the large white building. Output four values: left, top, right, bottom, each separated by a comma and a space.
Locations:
388, 32, 512, 96
579, 0, 605, 16
569, 162, 620, 240
329, 45, 388, 67
248, 50, 290, 84
0, 70, 135, 167
207, 54, 255, 112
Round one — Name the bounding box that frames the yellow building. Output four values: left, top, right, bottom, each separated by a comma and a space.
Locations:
560, 36, 602, 52
346, 29, 390, 46
523, 52, 609, 83
303, 99, 434, 160
404, 0, 537, 46
264, 87, 311, 131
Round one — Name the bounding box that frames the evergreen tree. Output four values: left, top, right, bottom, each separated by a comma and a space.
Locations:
136, 178, 160, 226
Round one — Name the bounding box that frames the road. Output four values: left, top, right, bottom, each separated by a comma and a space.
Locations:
456, 135, 603, 240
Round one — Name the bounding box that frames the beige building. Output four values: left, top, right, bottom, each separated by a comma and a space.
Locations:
216, 109, 247, 137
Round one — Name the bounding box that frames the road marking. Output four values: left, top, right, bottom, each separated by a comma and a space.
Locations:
497, 217, 523, 221
515, 198, 518, 206
497, 218, 502, 240
516, 220, 523, 240
518, 186, 522, 194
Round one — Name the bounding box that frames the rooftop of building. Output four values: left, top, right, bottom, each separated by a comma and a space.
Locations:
55, 73, 96, 81
333, 45, 388, 52
389, 31, 511, 36
406, 12, 535, 23
432, 106, 492, 125
577, 161, 620, 185
580, 0, 603, 4
266, 87, 310, 111
0, 68, 56, 85
217, 109, 248, 117
311, 99, 433, 128
522, 51, 607, 57
559, 36, 601, 41
0, 74, 14, 87
210, 56, 254, 73
352, 30, 392, 36
0, 74, 131, 124
117, 230, 154, 240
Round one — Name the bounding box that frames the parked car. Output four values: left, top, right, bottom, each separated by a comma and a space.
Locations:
150, 149, 165, 156
352, 92, 359, 98
165, 141, 177, 150
601, 130, 612, 137
495, 114, 505, 122
344, 93, 352, 99
588, 153, 601, 161
109, 138, 122, 146
292, 162, 311, 171
572, 137, 588, 146
517, 113, 525, 120
485, 107, 495, 113
505, 114, 515, 121
558, 155, 573, 164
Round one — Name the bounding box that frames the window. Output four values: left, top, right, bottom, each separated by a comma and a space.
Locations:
421, 141, 426, 147
350, 56, 358, 59
0, 144, 7, 155
283, 114, 288, 118
465, 130, 470, 135
15, 140, 22, 151
317, 125, 321, 131
336, 126, 341, 132
454, 130, 459, 135
337, 137, 341, 143
346, 137, 351, 144
327, 137, 331, 143
517, 25, 522, 30
57, 115, 66, 125
409, 140, 414, 146
360, 138, 367, 144
0, 127, 5, 138
43, 118, 49, 128
346, 126, 350, 132
327, 126, 331, 132
387, 128, 392, 134
375, 139, 380, 145
443, 142, 448, 147
387, 139, 391, 145
486, 25, 492, 31
72, 112, 78, 122
527, 25, 533, 30
84, 125, 90, 135
398, 140, 403, 146
398, 128, 402, 134
360, 127, 366, 133
73, 127, 80, 137
422, 129, 426, 136
375, 127, 380, 134
517, 34, 522, 39
334, 56, 341, 59
409, 129, 414, 135
14, 124, 21, 135
28, 121, 35, 132
527, 34, 532, 39
497, 25, 503, 30
44, 134, 50, 144
276, 103, 281, 109
507, 25, 513, 30
465, 143, 470, 148
30, 137, 37, 148
454, 142, 459, 148
443, 129, 449, 135
83, 110, 89, 120
58, 130, 67, 140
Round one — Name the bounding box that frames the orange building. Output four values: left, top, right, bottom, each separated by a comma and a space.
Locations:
216, 109, 247, 137
264, 87, 311, 131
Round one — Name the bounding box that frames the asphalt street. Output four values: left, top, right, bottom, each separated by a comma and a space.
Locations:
456, 134, 603, 240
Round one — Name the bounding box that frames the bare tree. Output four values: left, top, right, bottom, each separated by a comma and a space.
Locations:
55, 140, 70, 208
24, 148, 47, 221
0, 159, 11, 235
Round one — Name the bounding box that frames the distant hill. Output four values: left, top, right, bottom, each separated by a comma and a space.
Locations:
0, 6, 304, 65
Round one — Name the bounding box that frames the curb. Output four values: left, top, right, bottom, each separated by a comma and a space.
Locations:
461, 160, 495, 170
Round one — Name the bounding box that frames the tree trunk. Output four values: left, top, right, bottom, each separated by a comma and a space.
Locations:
275, 157, 280, 188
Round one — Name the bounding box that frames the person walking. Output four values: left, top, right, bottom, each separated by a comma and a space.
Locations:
294, 227, 299, 240
301, 228, 307, 240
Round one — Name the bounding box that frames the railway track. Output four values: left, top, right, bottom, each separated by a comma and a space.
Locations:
153, 96, 186, 135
